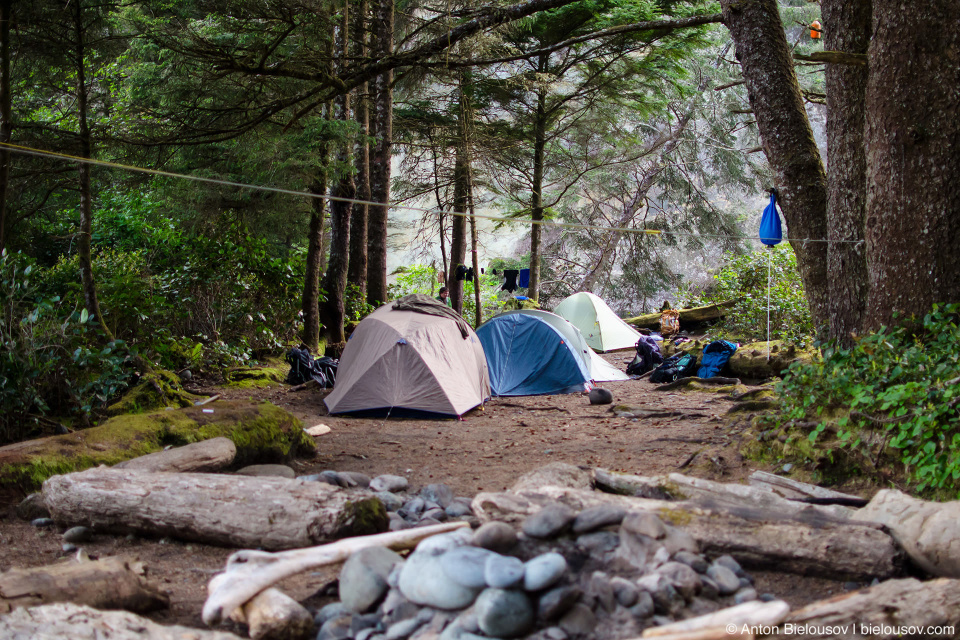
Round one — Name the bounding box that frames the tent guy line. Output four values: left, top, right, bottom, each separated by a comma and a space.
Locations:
0, 141, 864, 246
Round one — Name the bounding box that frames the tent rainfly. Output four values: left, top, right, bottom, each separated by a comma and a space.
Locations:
476, 310, 628, 397
553, 291, 643, 352
324, 301, 490, 417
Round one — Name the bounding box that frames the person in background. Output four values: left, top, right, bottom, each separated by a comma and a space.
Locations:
437, 286, 452, 306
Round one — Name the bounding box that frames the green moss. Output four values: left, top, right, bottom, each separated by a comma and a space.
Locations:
0, 401, 314, 494
334, 497, 389, 538
658, 507, 693, 527
224, 366, 286, 389
731, 388, 777, 402
107, 370, 202, 416
726, 399, 780, 415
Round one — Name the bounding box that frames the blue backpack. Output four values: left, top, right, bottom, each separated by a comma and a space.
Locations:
697, 340, 738, 378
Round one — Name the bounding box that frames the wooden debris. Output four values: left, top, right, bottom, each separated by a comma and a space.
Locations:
43, 467, 387, 551
748, 470, 866, 505
203, 521, 470, 626
208, 574, 314, 640
0, 556, 169, 614
639, 599, 790, 638
114, 437, 237, 473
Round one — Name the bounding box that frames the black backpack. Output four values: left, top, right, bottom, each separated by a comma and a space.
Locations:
649, 352, 698, 383
285, 347, 338, 388
626, 335, 664, 375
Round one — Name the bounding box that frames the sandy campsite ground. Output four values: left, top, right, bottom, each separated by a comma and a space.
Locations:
0, 351, 861, 632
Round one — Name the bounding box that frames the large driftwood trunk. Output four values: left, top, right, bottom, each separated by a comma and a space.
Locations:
43, 468, 387, 550
0, 556, 168, 614
0, 602, 243, 639
114, 437, 236, 473
777, 577, 960, 639
473, 485, 903, 580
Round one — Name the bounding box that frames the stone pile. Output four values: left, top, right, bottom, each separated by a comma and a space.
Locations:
313, 485, 767, 640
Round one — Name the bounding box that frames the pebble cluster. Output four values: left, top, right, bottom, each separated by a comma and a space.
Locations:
314, 474, 768, 640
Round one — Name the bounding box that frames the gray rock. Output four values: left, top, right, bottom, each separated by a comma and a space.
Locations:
400, 497, 427, 518
473, 522, 518, 552
610, 576, 639, 608
318, 614, 353, 640
415, 528, 473, 556
17, 493, 49, 521
558, 603, 596, 638
475, 588, 535, 638
706, 564, 741, 595
356, 630, 380, 640
351, 613, 382, 634
629, 591, 655, 619
588, 387, 614, 405
511, 463, 593, 493
661, 526, 698, 555
656, 561, 701, 600
713, 554, 744, 576
385, 617, 424, 640
341, 546, 404, 613
673, 550, 709, 574
739, 576, 753, 589
420, 484, 455, 508
381, 590, 420, 624
445, 499, 473, 518
537, 585, 581, 621
587, 571, 616, 612
320, 470, 347, 486
621, 512, 666, 539
417, 517, 443, 527
523, 553, 567, 591
734, 587, 758, 604
371, 474, 410, 493
31, 517, 55, 528
650, 581, 685, 616
522, 504, 577, 539
62, 542, 77, 552
544, 627, 568, 640
389, 515, 411, 531
687, 597, 720, 616
571, 504, 626, 534
650, 545, 671, 568
235, 464, 296, 478
485, 554, 525, 589
422, 507, 448, 521
576, 531, 620, 555
440, 546, 495, 589
63, 526, 93, 543
399, 551, 482, 610
341, 471, 372, 488
315, 602, 350, 626
377, 492, 405, 512
699, 575, 720, 600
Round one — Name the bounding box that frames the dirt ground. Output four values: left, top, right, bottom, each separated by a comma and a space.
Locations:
0, 351, 858, 632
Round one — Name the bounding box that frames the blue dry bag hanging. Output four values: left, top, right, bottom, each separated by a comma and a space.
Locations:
758, 192, 782, 246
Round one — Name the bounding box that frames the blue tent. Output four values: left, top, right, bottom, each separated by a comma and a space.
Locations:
476, 312, 592, 396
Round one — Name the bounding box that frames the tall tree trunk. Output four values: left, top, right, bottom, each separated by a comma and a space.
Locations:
527, 74, 548, 302
0, 0, 12, 253
72, 0, 112, 339
862, 0, 960, 330
719, 0, 829, 334
347, 0, 369, 295
320, 1, 355, 346
366, 0, 394, 306
447, 144, 468, 314
302, 178, 328, 352
823, 0, 870, 344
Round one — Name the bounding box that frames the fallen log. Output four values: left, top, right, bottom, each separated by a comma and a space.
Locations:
114, 437, 237, 473
625, 301, 738, 329
43, 467, 387, 550
638, 599, 790, 638
748, 470, 866, 505
0, 602, 243, 639
0, 556, 168, 614
208, 573, 314, 640
472, 485, 903, 580
778, 577, 960, 639
203, 521, 470, 626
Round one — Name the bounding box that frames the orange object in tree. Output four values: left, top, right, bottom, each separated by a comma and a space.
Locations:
810, 20, 822, 39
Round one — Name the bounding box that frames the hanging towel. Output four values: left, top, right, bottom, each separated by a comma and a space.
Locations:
518, 268, 530, 288
759, 191, 783, 246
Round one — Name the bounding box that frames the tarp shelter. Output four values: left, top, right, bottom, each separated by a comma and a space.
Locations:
324, 300, 490, 417
554, 291, 643, 352
476, 310, 627, 397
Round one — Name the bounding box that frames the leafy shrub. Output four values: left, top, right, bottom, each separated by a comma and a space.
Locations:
688, 244, 813, 343
0, 251, 134, 443
771, 304, 960, 496
389, 264, 504, 326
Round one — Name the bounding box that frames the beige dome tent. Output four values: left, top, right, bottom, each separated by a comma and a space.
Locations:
324, 299, 490, 417
554, 291, 642, 352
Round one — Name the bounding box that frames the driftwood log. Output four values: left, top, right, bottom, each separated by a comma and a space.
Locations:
638, 600, 791, 638
43, 467, 387, 550
204, 521, 470, 626
748, 470, 866, 506
472, 485, 903, 580
114, 437, 237, 473
209, 575, 315, 640
0, 602, 243, 639
0, 556, 168, 614
776, 577, 960, 639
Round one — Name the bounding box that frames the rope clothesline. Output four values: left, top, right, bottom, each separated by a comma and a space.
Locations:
0, 141, 864, 246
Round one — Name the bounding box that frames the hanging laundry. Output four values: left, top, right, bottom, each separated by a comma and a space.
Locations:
759, 190, 783, 246
455, 265, 469, 281
464, 267, 474, 282
518, 268, 530, 288
501, 270, 519, 292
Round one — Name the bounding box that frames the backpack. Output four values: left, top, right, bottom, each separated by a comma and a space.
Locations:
626, 335, 663, 375
285, 347, 338, 388
660, 309, 680, 337
649, 352, 698, 384
697, 340, 738, 378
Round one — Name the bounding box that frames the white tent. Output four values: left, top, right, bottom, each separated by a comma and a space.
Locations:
554, 292, 642, 352
324, 303, 490, 417
509, 309, 629, 382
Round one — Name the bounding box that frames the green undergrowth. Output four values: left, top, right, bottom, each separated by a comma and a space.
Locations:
106, 369, 201, 415
750, 304, 960, 497
0, 400, 314, 493
224, 359, 287, 388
